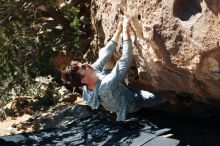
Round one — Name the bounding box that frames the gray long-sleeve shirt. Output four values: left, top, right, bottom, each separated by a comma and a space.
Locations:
82, 40, 161, 121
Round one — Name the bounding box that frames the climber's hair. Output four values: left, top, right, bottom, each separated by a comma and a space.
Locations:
62, 60, 85, 92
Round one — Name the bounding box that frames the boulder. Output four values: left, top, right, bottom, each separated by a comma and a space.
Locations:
90, 0, 220, 105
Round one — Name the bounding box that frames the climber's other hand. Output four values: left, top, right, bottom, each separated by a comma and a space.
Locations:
116, 21, 122, 33
112, 21, 122, 43
123, 16, 131, 33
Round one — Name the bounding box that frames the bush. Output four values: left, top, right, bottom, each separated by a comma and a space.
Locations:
0, 0, 88, 103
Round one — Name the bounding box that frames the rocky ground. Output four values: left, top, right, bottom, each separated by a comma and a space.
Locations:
0, 77, 220, 146
0, 96, 84, 137
0, 97, 220, 146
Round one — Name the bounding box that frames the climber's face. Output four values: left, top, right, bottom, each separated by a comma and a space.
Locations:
77, 63, 97, 86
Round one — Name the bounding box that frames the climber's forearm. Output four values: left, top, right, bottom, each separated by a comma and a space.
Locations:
121, 40, 133, 64
121, 30, 132, 63
92, 28, 122, 72
92, 40, 117, 72
114, 38, 133, 81
106, 40, 133, 83
92, 22, 122, 72
111, 30, 121, 44
98, 30, 121, 59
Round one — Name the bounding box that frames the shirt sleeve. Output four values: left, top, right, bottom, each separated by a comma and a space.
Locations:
105, 40, 133, 83
92, 40, 117, 72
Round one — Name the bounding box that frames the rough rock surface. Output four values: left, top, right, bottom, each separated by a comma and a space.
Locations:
90, 0, 220, 105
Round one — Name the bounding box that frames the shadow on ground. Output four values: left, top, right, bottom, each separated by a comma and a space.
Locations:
0, 104, 220, 146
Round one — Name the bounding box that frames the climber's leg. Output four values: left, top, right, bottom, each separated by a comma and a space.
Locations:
127, 85, 163, 112
140, 90, 162, 108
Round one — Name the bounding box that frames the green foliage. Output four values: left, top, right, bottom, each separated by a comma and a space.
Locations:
0, 0, 87, 102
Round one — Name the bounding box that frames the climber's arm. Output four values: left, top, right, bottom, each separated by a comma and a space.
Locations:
92, 23, 122, 72
92, 41, 116, 72
105, 24, 133, 83
107, 41, 133, 83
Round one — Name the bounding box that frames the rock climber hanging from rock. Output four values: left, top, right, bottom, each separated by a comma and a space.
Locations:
62, 17, 172, 121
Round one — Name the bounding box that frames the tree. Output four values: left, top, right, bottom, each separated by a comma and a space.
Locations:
0, 0, 90, 103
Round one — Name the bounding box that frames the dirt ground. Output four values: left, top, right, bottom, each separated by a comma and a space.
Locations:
0, 114, 32, 136
1, 97, 220, 146
0, 96, 87, 137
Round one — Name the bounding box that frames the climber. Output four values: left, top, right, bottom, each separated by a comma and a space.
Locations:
63, 17, 166, 121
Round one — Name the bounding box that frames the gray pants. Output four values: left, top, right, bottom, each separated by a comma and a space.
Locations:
127, 85, 162, 112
